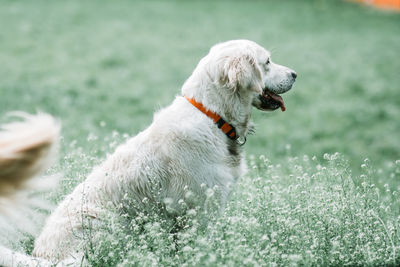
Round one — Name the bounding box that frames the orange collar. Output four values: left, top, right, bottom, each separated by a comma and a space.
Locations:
184, 96, 239, 141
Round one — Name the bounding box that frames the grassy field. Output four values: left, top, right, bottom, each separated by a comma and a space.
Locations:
1, 0, 400, 265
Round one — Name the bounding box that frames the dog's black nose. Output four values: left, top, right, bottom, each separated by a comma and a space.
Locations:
291, 72, 297, 79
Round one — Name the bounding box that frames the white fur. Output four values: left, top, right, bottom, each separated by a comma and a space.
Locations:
1, 40, 296, 266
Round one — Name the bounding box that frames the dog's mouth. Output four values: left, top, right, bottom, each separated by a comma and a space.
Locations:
257, 89, 286, 112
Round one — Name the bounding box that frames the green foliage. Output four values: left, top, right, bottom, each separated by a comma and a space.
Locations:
79, 153, 400, 266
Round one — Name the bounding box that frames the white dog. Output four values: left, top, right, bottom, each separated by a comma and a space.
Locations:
1, 40, 296, 266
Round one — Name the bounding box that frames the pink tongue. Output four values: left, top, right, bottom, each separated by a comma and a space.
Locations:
267, 92, 286, 112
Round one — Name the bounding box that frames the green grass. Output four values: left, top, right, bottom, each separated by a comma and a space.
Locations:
0, 0, 399, 265
81, 154, 400, 266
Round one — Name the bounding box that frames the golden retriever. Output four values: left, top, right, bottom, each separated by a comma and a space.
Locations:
0, 40, 296, 266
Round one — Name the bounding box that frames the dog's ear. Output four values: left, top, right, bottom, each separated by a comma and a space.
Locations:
222, 53, 263, 94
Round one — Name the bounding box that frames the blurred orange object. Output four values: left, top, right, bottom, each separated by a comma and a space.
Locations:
352, 0, 400, 10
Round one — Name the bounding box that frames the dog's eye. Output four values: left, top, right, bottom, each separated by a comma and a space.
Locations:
265, 58, 270, 65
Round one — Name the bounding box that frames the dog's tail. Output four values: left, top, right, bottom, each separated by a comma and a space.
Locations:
0, 112, 60, 203
0, 113, 62, 266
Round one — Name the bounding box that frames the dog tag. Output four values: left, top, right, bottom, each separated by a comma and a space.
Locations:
236, 136, 247, 146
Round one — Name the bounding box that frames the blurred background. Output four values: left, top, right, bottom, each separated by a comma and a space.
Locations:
0, 0, 399, 179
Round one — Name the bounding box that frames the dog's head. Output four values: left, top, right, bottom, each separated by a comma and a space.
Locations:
206, 40, 297, 112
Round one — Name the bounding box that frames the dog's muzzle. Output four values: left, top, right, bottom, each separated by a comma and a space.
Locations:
255, 71, 297, 112
259, 90, 286, 111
